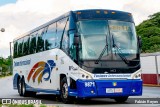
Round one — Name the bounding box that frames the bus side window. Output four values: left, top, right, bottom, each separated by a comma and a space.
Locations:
69, 33, 77, 61
13, 41, 18, 58
44, 23, 56, 50
36, 29, 45, 52
57, 18, 67, 48
17, 38, 23, 57
62, 18, 69, 54
23, 35, 30, 56
29, 33, 37, 54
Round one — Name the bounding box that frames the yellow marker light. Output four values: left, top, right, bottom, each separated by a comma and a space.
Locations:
112, 12, 116, 14
104, 11, 108, 14
77, 12, 81, 14
96, 10, 100, 14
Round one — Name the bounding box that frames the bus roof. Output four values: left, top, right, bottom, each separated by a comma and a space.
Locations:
72, 9, 133, 22
14, 9, 134, 41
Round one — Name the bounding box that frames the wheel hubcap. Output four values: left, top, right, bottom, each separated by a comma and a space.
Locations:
18, 80, 21, 94
62, 83, 68, 99
22, 82, 25, 95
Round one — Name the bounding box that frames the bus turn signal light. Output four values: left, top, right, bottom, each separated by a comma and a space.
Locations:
77, 12, 81, 14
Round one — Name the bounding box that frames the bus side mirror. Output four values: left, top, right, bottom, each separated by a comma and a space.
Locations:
74, 34, 79, 45
138, 36, 142, 48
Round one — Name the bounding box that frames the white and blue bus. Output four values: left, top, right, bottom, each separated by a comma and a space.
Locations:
13, 9, 142, 103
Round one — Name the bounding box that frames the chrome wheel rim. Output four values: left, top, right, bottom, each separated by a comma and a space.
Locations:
62, 83, 68, 99
18, 80, 21, 94
22, 82, 25, 95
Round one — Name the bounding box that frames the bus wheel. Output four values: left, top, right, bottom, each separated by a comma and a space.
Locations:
18, 78, 23, 96
19, 78, 36, 97
24, 91, 36, 97
114, 96, 128, 103
21, 78, 27, 96
60, 77, 71, 104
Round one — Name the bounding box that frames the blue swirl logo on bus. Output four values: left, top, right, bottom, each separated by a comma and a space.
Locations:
27, 60, 56, 84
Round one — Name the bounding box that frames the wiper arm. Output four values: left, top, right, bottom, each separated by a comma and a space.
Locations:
112, 34, 129, 64
95, 36, 108, 64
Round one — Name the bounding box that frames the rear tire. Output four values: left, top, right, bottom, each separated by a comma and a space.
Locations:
114, 96, 128, 103
18, 78, 36, 97
60, 77, 71, 104
18, 78, 23, 96
21, 78, 28, 96
27, 91, 37, 97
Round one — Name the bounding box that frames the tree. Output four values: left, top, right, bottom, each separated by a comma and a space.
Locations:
0, 57, 12, 75
136, 12, 160, 53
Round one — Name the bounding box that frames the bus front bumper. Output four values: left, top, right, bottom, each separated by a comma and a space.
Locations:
69, 79, 142, 98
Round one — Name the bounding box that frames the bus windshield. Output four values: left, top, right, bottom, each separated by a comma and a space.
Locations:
77, 20, 138, 61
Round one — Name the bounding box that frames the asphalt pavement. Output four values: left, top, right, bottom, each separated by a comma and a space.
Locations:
0, 76, 160, 107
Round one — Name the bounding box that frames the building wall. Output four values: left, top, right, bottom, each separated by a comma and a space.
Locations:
140, 53, 160, 85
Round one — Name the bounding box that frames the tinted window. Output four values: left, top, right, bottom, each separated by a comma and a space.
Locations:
56, 18, 68, 48
29, 33, 37, 54
37, 29, 45, 52
23, 35, 30, 56
62, 18, 69, 54
44, 23, 56, 50
13, 41, 18, 58
17, 38, 23, 57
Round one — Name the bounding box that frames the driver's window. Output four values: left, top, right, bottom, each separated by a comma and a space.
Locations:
69, 33, 77, 61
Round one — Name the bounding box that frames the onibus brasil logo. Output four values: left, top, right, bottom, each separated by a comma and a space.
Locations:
27, 60, 56, 84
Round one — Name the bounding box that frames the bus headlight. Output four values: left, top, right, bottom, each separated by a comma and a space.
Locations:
79, 70, 93, 79
71, 69, 93, 80
132, 69, 142, 79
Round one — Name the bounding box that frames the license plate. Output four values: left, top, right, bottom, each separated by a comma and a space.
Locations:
115, 88, 123, 93
106, 88, 114, 93
106, 88, 123, 93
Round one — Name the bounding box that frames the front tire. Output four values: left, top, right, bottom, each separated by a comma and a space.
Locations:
114, 96, 128, 103
60, 77, 71, 104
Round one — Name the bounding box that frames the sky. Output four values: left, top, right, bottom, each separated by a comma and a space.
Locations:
0, 0, 160, 58
0, 0, 16, 6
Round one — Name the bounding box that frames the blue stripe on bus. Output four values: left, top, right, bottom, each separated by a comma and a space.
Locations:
13, 73, 19, 89
25, 83, 60, 94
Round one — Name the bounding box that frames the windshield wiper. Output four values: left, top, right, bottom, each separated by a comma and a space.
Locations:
95, 36, 108, 64
111, 34, 129, 65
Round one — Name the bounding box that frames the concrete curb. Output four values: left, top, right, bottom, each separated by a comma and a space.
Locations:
143, 84, 160, 87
